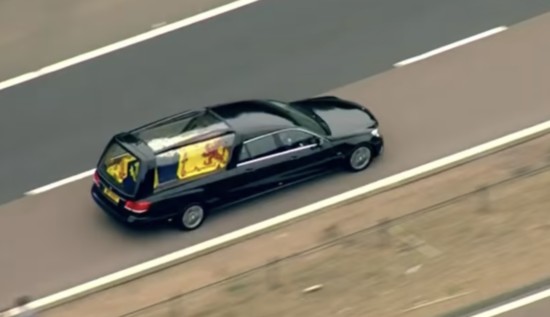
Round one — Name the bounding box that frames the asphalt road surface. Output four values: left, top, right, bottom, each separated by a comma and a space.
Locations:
0, 0, 549, 307
1, 0, 550, 204
0, 0, 235, 81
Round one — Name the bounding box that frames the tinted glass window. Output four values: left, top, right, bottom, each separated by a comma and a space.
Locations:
276, 130, 318, 150
238, 146, 251, 162
245, 135, 280, 160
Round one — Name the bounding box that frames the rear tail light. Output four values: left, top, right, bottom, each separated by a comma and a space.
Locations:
93, 171, 100, 186
124, 200, 151, 213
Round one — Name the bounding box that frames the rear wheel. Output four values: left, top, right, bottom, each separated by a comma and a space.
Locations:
175, 203, 206, 231
345, 144, 373, 172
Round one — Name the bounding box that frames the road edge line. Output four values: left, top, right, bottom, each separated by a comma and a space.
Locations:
440, 277, 550, 317
3, 119, 550, 316
25, 169, 96, 195
394, 26, 508, 67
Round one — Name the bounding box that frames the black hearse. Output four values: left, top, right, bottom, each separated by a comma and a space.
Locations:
91, 97, 384, 231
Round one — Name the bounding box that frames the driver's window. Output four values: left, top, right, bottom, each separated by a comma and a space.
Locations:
276, 130, 318, 150
241, 135, 281, 162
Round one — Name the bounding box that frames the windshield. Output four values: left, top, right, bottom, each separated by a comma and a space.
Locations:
267, 100, 329, 136
99, 141, 141, 195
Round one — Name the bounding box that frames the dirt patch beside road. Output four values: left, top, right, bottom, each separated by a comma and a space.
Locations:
42, 132, 550, 317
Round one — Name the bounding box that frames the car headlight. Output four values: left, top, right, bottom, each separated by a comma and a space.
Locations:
371, 128, 380, 137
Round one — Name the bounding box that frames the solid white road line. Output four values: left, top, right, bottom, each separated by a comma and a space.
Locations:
469, 287, 550, 317
25, 169, 95, 195
394, 26, 508, 67
0, 0, 262, 92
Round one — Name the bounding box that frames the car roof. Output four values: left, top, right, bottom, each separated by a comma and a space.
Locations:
207, 100, 298, 140
126, 99, 301, 153
128, 109, 232, 153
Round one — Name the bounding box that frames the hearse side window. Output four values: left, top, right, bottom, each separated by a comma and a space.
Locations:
244, 135, 281, 161
275, 130, 319, 150
152, 133, 235, 189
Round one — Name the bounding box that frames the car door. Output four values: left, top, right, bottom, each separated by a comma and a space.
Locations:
272, 128, 338, 183
220, 134, 282, 201
222, 133, 306, 200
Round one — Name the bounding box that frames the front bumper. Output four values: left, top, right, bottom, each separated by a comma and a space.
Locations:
370, 135, 384, 156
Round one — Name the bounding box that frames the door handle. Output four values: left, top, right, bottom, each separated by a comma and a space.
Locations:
291, 156, 299, 160
245, 167, 255, 172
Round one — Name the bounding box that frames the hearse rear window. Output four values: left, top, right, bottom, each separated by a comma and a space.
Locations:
153, 133, 235, 188
99, 142, 141, 195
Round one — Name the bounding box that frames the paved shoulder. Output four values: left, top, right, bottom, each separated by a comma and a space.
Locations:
0, 0, 236, 81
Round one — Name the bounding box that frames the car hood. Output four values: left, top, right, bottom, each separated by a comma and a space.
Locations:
292, 100, 378, 137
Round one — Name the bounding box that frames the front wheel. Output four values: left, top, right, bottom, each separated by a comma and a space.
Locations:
175, 203, 206, 231
345, 144, 373, 172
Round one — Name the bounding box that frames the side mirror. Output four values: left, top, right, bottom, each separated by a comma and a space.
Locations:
312, 137, 324, 148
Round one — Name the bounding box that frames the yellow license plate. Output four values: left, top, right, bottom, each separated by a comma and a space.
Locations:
103, 187, 120, 204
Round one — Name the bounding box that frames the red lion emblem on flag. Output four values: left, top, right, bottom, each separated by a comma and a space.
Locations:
202, 138, 229, 168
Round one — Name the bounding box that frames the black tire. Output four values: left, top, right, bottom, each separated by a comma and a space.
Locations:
344, 144, 373, 172
175, 203, 206, 231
